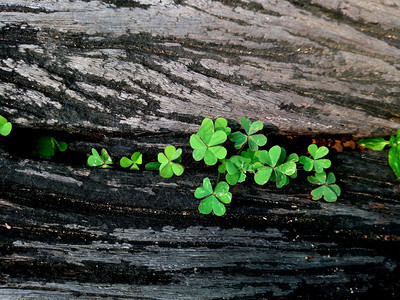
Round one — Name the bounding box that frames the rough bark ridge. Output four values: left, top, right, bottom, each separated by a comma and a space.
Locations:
1, 0, 400, 298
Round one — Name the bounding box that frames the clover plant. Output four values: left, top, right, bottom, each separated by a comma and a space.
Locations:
308, 171, 341, 202
35, 136, 67, 159
157, 145, 184, 178
229, 117, 267, 151
87, 148, 113, 168
120, 152, 142, 170
253, 146, 298, 187
195, 177, 232, 216
299, 144, 331, 173
225, 155, 250, 185
190, 118, 228, 166
357, 129, 400, 178
0, 115, 12, 136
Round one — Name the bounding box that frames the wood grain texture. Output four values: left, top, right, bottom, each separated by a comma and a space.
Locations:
1, 0, 400, 298
0, 0, 399, 137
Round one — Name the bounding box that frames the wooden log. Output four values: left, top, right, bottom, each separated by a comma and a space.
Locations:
1, 0, 400, 298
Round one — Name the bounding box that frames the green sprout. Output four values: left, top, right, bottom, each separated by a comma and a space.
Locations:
87, 148, 114, 168
195, 177, 232, 216
225, 155, 250, 185
308, 171, 341, 202
0, 115, 12, 136
358, 129, 400, 178
299, 144, 331, 173
120, 152, 142, 170
157, 145, 184, 178
190, 118, 228, 166
229, 117, 267, 151
35, 136, 67, 159
253, 145, 297, 187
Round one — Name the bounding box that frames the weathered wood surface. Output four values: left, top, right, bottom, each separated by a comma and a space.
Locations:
1, 0, 399, 137
1, 0, 400, 298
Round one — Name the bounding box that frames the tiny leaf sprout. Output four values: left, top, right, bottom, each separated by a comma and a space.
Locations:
35, 136, 67, 159
299, 144, 331, 173
308, 171, 341, 202
157, 145, 184, 178
190, 118, 229, 166
357, 129, 400, 178
229, 117, 267, 151
87, 148, 113, 168
195, 177, 232, 216
120, 152, 142, 170
0, 115, 12, 136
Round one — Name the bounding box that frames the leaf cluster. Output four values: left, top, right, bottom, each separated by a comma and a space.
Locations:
87, 148, 113, 168
120, 152, 142, 170
195, 177, 232, 216
357, 130, 400, 178
35, 136, 67, 159
157, 145, 184, 178
0, 115, 12, 136
229, 117, 266, 151
299, 144, 339, 202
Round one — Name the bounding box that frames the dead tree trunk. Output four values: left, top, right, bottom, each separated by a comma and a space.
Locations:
1, 0, 400, 298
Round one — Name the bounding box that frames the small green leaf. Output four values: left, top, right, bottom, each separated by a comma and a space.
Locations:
36, 136, 56, 159
314, 146, 329, 159
226, 173, 240, 185
172, 162, 184, 176
388, 146, 400, 178
286, 153, 299, 162
190, 134, 206, 150
193, 148, 207, 161
275, 171, 287, 188
165, 145, 176, 160
254, 167, 272, 185
248, 134, 267, 151
171, 148, 182, 161
229, 132, 247, 149
248, 121, 263, 135
299, 156, 314, 172
0, 122, 12, 136
308, 144, 318, 157
314, 159, 331, 173
120, 156, 133, 168
194, 177, 213, 198
145, 162, 161, 170
88, 155, 104, 167
57, 141, 68, 152
269, 146, 281, 167
326, 172, 336, 185
357, 137, 390, 151
240, 117, 251, 134
311, 186, 324, 200
131, 152, 142, 164
101, 149, 113, 165
0, 115, 7, 125
276, 161, 296, 176
214, 181, 232, 203
158, 152, 168, 164
160, 163, 174, 178
209, 131, 227, 147
198, 195, 215, 215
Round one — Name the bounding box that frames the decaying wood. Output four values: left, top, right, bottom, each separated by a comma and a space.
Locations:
1, 0, 400, 298
1, 0, 399, 137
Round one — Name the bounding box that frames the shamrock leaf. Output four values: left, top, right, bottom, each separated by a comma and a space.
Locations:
299, 144, 331, 173
225, 155, 249, 185
0, 115, 12, 136
190, 118, 227, 166
87, 148, 114, 168
215, 117, 231, 135
229, 117, 267, 151
253, 145, 297, 187
308, 171, 341, 202
120, 152, 143, 170
35, 136, 68, 159
145, 161, 162, 170
195, 177, 232, 216
158, 145, 184, 178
